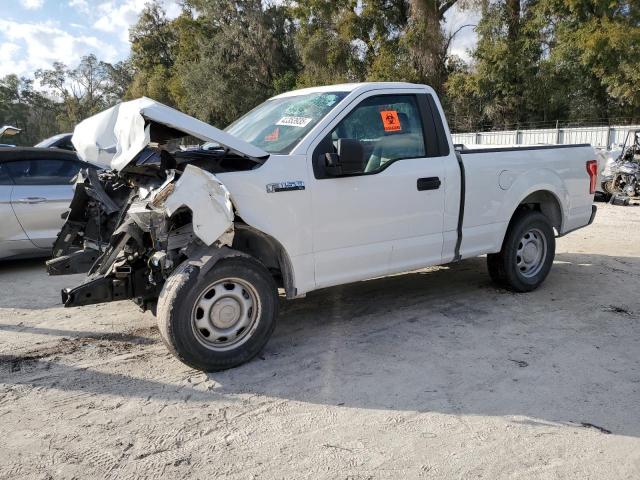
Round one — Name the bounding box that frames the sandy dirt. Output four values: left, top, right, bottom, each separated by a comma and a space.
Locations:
1, 202, 640, 479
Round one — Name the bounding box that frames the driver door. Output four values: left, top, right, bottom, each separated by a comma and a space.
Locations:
307, 92, 447, 289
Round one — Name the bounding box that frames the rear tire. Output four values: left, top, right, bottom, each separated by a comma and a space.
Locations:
157, 256, 278, 371
487, 210, 555, 292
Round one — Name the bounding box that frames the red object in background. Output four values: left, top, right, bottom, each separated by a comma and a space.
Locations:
586, 160, 598, 194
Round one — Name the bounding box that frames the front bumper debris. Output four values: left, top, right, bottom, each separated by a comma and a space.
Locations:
61, 268, 161, 307
48, 161, 236, 310
588, 204, 597, 224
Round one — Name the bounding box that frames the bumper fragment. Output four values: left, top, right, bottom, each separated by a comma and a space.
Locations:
47, 249, 101, 276
588, 204, 597, 225
62, 275, 132, 307
61, 267, 162, 308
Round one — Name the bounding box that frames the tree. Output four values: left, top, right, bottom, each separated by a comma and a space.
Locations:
288, 0, 362, 86
35, 54, 124, 130
538, 0, 640, 119
176, 0, 299, 126
0, 75, 59, 145
403, 0, 462, 94
127, 1, 179, 104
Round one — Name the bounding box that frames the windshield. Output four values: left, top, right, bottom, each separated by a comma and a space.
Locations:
214, 92, 348, 154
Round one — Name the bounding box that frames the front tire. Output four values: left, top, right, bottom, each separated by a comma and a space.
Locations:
487, 210, 555, 292
157, 256, 278, 371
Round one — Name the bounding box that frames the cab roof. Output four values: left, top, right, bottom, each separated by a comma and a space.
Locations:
273, 82, 431, 99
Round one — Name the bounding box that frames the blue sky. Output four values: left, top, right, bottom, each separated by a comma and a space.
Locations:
0, 0, 181, 77
0, 0, 477, 79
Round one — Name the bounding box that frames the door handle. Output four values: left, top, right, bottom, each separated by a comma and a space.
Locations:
417, 177, 441, 191
15, 197, 47, 204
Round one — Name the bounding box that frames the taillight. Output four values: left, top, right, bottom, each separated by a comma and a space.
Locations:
586, 160, 598, 195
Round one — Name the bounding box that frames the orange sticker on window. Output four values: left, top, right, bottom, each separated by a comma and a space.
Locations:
264, 127, 280, 141
380, 110, 402, 132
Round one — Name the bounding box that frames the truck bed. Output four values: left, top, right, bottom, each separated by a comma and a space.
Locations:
451, 143, 596, 261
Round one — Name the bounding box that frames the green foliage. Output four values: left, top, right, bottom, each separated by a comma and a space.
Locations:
2, 0, 639, 141
447, 0, 640, 131
0, 75, 58, 145
173, 0, 300, 126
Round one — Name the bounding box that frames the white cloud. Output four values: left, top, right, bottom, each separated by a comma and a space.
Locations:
444, 5, 480, 62
19, 0, 44, 9
0, 19, 118, 78
68, 0, 90, 14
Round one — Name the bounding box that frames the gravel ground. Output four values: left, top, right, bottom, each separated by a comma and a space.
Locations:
1, 202, 640, 479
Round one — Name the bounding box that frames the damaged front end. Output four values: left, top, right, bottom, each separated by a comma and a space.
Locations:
48, 97, 268, 311
48, 157, 235, 311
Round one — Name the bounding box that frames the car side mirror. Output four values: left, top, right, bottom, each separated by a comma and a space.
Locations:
323, 138, 363, 176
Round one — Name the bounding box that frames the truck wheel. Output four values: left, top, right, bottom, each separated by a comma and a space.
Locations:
157, 256, 278, 371
486, 210, 555, 292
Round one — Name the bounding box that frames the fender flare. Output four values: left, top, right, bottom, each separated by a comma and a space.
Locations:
184, 230, 297, 299
494, 168, 568, 249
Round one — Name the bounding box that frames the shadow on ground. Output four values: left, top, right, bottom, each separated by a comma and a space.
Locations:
211, 252, 640, 436
2, 253, 639, 435
0, 257, 85, 309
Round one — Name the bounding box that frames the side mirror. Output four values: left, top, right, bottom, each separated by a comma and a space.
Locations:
323, 138, 364, 176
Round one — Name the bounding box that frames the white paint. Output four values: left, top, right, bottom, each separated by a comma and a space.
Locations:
72, 103, 120, 168
164, 165, 234, 247
218, 83, 595, 293
76, 82, 596, 296
72, 97, 269, 171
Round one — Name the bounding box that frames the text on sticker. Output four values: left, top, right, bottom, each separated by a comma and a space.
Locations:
276, 116, 313, 128
380, 110, 402, 132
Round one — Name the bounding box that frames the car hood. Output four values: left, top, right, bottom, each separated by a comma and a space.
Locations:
72, 97, 269, 171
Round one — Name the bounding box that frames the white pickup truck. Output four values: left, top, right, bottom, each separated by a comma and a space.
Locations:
48, 82, 598, 371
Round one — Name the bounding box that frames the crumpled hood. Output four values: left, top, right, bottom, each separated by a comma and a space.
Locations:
72, 97, 269, 171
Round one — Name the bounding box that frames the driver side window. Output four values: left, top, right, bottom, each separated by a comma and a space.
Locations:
329, 95, 426, 175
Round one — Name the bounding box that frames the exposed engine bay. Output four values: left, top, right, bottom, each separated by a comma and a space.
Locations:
47, 145, 264, 310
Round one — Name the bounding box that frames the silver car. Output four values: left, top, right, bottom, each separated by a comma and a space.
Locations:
34, 133, 74, 151
0, 147, 96, 260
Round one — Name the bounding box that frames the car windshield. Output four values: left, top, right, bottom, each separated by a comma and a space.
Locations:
206, 92, 348, 154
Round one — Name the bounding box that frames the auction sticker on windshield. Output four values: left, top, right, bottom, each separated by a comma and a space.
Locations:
276, 116, 313, 128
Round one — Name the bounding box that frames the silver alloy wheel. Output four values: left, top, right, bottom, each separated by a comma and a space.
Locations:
191, 277, 261, 351
515, 228, 547, 278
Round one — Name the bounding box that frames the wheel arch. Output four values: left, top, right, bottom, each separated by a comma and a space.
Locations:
494, 187, 565, 254
231, 221, 297, 299
514, 190, 563, 234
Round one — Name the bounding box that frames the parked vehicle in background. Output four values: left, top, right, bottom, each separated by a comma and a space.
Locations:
0, 125, 21, 147
35, 133, 74, 151
49, 83, 598, 371
600, 130, 640, 199
0, 148, 97, 260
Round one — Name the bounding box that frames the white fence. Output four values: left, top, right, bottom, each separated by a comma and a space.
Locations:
452, 125, 640, 150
